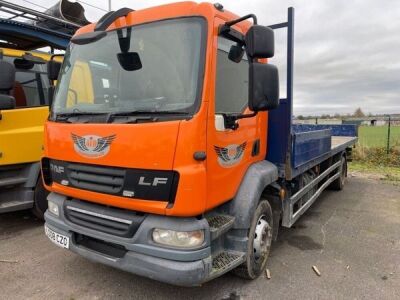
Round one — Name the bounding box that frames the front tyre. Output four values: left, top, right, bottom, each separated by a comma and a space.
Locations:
31, 176, 49, 220
233, 200, 273, 279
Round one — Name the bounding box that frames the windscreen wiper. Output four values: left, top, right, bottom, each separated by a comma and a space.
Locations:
55, 112, 108, 123
106, 110, 190, 123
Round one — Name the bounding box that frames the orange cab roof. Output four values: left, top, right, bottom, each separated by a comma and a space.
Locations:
75, 2, 250, 36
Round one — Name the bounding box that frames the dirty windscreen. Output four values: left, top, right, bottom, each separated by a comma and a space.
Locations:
52, 17, 205, 116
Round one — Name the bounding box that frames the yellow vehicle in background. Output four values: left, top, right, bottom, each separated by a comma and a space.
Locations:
0, 0, 88, 218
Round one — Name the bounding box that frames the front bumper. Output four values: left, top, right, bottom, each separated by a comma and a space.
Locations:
44, 192, 213, 286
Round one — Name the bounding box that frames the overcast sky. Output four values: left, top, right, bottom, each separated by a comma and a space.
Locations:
11, 0, 400, 115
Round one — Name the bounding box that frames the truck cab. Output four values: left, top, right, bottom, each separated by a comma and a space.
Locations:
0, 48, 54, 214
0, 0, 87, 217
43, 2, 357, 286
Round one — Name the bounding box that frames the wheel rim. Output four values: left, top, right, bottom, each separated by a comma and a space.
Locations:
253, 215, 272, 262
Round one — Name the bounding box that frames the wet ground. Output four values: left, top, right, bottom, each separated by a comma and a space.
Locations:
0, 177, 399, 299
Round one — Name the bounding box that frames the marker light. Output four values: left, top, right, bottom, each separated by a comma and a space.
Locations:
152, 229, 204, 248
48, 201, 59, 216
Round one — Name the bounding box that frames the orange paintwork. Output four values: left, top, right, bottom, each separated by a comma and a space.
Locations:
44, 2, 269, 216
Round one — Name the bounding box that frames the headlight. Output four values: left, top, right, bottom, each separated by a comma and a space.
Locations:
152, 229, 204, 248
48, 201, 59, 216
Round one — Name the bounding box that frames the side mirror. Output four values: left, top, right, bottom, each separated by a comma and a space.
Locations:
245, 25, 274, 58
248, 63, 279, 111
47, 60, 62, 106
14, 58, 34, 70
245, 24, 278, 112
47, 60, 62, 81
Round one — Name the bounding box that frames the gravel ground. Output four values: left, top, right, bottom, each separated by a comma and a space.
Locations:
0, 177, 399, 299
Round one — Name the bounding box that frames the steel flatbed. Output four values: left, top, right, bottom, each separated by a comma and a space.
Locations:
270, 123, 357, 227
287, 124, 358, 179
331, 136, 356, 149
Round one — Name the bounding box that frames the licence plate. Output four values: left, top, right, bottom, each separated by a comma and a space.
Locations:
45, 225, 69, 249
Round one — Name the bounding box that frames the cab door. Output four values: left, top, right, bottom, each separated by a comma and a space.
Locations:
206, 18, 267, 211
0, 53, 50, 166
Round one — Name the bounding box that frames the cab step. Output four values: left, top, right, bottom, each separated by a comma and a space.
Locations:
0, 176, 28, 187
0, 199, 33, 213
209, 251, 245, 279
207, 214, 235, 240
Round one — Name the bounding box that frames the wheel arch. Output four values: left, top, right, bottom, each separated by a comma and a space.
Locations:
228, 160, 279, 229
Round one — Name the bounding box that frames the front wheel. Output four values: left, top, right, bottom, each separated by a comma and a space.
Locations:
31, 176, 49, 220
233, 200, 273, 279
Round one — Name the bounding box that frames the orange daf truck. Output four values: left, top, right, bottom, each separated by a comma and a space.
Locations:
42, 2, 357, 286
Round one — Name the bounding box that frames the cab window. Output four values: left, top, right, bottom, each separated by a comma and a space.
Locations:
215, 37, 248, 114
3, 55, 49, 107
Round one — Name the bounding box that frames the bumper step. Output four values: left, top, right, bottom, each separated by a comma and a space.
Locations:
0, 199, 33, 213
207, 214, 235, 240
209, 251, 245, 279
0, 176, 28, 187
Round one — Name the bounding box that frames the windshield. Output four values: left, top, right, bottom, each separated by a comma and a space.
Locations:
51, 17, 206, 119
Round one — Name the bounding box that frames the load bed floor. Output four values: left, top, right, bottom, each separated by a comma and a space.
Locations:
331, 136, 357, 150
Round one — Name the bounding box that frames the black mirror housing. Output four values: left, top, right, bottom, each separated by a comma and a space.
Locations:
245, 25, 274, 58
47, 60, 62, 81
228, 44, 244, 63
249, 63, 279, 111
117, 52, 142, 71
14, 58, 34, 70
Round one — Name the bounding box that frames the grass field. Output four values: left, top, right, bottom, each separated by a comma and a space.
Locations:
357, 125, 400, 148
349, 161, 400, 185
353, 125, 400, 168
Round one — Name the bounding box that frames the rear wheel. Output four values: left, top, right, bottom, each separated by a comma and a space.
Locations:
31, 176, 49, 220
233, 200, 273, 279
330, 155, 347, 190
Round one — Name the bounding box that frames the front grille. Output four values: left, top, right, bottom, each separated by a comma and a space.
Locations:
65, 199, 145, 237
46, 159, 179, 202
67, 163, 125, 195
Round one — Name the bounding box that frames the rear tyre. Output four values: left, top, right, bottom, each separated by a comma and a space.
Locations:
31, 176, 49, 220
233, 200, 273, 279
330, 155, 347, 191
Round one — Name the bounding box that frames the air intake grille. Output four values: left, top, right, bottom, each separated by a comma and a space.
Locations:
65, 199, 145, 237
45, 159, 179, 202
67, 163, 125, 194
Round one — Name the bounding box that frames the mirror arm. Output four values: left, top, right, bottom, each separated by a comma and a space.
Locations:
219, 13, 258, 45
225, 14, 257, 27
236, 111, 257, 119
94, 8, 134, 32
222, 112, 258, 130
